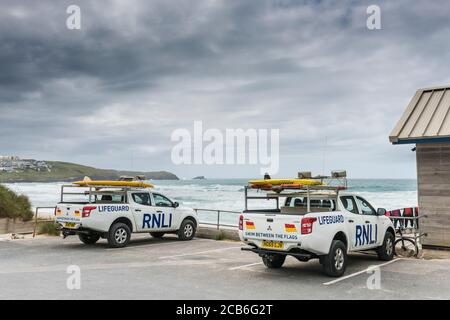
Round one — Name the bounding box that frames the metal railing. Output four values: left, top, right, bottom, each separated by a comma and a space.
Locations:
193, 208, 240, 229
33, 206, 56, 237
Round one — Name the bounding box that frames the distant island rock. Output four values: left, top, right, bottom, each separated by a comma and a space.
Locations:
0, 159, 179, 183
193, 176, 206, 180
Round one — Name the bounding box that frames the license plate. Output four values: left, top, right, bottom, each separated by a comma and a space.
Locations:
64, 222, 76, 229
262, 240, 284, 249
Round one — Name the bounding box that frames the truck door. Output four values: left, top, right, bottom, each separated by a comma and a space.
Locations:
354, 196, 382, 248
130, 192, 156, 232
339, 195, 365, 251
150, 193, 178, 231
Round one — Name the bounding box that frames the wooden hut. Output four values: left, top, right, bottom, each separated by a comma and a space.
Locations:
390, 85, 450, 248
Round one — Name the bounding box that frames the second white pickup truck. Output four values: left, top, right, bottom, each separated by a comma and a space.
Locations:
240, 177, 395, 277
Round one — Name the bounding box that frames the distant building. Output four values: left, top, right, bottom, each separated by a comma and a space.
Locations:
0, 155, 19, 161
390, 85, 450, 248
0, 156, 51, 173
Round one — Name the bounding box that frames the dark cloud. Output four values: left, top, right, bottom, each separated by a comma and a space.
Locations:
0, 0, 449, 178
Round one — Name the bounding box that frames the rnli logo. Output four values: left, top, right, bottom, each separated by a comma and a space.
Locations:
142, 213, 172, 229
355, 224, 378, 246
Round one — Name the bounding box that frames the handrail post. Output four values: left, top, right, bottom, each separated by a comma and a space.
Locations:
33, 207, 38, 238
307, 186, 310, 212
244, 187, 248, 211
217, 210, 220, 230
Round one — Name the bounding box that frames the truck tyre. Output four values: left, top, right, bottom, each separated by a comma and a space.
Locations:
262, 254, 286, 268
78, 233, 100, 245
177, 219, 196, 241
322, 240, 347, 277
150, 232, 165, 238
377, 231, 395, 261
262, 254, 286, 269
107, 223, 131, 248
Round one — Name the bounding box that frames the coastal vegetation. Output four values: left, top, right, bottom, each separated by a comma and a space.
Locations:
36, 221, 60, 236
0, 161, 179, 183
0, 185, 33, 221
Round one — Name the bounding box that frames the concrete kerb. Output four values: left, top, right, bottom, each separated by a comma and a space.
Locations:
196, 225, 240, 241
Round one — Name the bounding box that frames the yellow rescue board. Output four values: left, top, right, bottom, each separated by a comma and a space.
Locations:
248, 179, 323, 186
73, 180, 154, 188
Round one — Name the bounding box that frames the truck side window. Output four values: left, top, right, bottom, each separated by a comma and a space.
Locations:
132, 193, 151, 206
318, 199, 336, 211
153, 194, 173, 207
293, 198, 305, 207
99, 195, 124, 203
310, 199, 321, 208
341, 196, 358, 214
285, 197, 292, 206
355, 196, 376, 215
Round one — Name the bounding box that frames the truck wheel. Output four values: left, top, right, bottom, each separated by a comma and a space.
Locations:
377, 232, 395, 261
107, 223, 131, 248
150, 232, 165, 238
394, 237, 418, 258
177, 219, 196, 241
322, 240, 347, 277
262, 254, 286, 268
78, 233, 100, 245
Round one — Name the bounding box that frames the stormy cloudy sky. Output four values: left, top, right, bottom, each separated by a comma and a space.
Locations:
1, 0, 450, 179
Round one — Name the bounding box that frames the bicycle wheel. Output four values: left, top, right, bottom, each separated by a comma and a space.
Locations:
394, 238, 418, 257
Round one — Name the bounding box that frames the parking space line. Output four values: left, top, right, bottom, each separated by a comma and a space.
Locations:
159, 246, 242, 259
228, 262, 263, 270
323, 258, 403, 286
106, 241, 190, 251
105, 238, 212, 251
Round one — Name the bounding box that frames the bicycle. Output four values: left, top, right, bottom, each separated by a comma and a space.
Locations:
392, 216, 427, 258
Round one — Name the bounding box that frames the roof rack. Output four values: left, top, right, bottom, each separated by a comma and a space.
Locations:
119, 175, 146, 181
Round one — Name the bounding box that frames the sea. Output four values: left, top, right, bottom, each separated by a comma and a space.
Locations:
4, 179, 417, 227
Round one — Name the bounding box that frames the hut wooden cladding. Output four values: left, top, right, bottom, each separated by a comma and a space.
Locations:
391, 85, 450, 248
416, 143, 450, 247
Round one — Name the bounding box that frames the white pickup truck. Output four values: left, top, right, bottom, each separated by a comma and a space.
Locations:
239, 185, 395, 277
55, 184, 199, 248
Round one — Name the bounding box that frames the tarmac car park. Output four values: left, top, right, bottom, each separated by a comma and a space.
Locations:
55, 182, 199, 248
240, 171, 396, 277
2, 230, 449, 299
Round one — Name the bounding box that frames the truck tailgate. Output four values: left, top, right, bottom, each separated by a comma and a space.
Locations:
55, 204, 84, 228
242, 213, 302, 250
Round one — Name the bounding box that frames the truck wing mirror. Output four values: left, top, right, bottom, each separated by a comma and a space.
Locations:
377, 208, 386, 216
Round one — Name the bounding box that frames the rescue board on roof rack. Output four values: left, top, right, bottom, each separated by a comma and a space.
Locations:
248, 178, 324, 188
73, 180, 154, 188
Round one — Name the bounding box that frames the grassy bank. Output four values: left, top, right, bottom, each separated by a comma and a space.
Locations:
0, 161, 179, 183
0, 185, 33, 221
